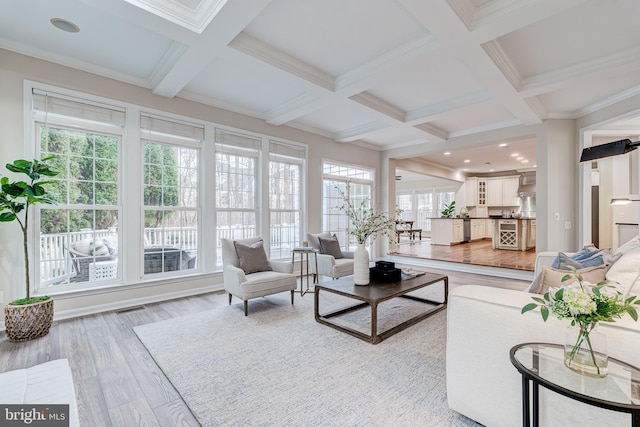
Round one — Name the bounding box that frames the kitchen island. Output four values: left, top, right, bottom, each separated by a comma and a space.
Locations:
430, 217, 492, 245
491, 218, 535, 251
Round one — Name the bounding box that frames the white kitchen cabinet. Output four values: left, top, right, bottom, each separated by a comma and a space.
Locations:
470, 219, 485, 241
465, 178, 487, 206
431, 219, 464, 245
465, 178, 477, 206
485, 219, 493, 238
487, 179, 503, 206
502, 177, 520, 206
487, 176, 520, 206
452, 219, 464, 243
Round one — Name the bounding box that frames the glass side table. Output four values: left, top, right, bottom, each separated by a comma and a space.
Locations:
291, 248, 318, 296
510, 342, 640, 427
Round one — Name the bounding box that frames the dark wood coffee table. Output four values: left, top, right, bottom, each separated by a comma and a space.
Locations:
314, 272, 448, 344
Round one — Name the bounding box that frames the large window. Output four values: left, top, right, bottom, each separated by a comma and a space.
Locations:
395, 189, 453, 235
269, 141, 305, 260
30, 84, 307, 293
141, 114, 201, 276
215, 129, 260, 267
35, 90, 123, 289
322, 161, 374, 252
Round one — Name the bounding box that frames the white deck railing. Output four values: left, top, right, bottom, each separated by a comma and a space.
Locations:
40, 224, 299, 284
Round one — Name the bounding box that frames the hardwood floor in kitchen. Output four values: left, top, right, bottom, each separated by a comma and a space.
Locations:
392, 238, 536, 271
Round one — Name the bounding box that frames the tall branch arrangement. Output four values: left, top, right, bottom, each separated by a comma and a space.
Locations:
334, 183, 399, 245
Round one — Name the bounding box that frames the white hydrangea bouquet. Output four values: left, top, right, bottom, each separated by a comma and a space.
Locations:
522, 266, 640, 376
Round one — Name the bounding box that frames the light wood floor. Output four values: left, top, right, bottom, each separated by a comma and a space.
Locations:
0, 268, 529, 426
393, 238, 536, 271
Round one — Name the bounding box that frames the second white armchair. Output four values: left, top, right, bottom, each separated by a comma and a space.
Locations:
306, 232, 354, 282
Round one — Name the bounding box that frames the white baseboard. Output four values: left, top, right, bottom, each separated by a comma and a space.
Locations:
0, 284, 225, 333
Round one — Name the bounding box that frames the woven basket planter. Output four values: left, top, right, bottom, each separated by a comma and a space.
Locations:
4, 298, 54, 342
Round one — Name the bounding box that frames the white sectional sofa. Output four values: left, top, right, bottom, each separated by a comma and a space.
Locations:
446, 240, 640, 427
0, 359, 79, 426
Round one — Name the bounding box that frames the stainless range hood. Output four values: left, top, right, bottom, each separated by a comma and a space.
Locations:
518, 172, 536, 218
518, 172, 536, 195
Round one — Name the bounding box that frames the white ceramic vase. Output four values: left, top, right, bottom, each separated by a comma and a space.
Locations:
353, 243, 370, 285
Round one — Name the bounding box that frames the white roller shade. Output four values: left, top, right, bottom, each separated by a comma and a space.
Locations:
33, 89, 125, 127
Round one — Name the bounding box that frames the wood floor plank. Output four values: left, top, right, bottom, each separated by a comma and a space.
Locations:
393, 238, 536, 271
108, 397, 161, 427
153, 399, 200, 427
119, 335, 180, 409
74, 375, 113, 427
1, 261, 530, 426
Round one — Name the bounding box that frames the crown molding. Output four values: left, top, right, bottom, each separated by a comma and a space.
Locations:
482, 40, 521, 90
0, 38, 150, 88
413, 123, 449, 140
334, 122, 390, 143
519, 46, 640, 97
229, 32, 335, 92
123, 0, 228, 34
405, 89, 493, 123
349, 92, 405, 122
148, 40, 189, 88
263, 93, 322, 125
177, 89, 264, 119
335, 33, 440, 91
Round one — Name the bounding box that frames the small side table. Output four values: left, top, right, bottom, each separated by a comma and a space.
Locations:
291, 248, 318, 297
510, 342, 640, 427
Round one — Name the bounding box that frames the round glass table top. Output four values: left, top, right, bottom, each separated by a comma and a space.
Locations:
510, 342, 640, 410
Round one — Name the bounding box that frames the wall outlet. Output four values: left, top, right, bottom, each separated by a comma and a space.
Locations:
565, 221, 571, 229
554, 212, 560, 220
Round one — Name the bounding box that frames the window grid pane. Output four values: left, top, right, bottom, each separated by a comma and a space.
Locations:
143, 141, 199, 275
38, 124, 120, 288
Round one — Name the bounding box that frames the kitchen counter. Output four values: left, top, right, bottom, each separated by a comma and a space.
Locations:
490, 218, 536, 251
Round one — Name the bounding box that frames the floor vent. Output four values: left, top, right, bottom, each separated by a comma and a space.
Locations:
115, 305, 145, 314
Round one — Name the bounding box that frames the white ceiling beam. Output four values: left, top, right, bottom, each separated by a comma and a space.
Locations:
413, 123, 449, 140
405, 90, 493, 124
398, 0, 542, 126
229, 32, 335, 91
468, 0, 591, 42
239, 34, 441, 126
335, 122, 390, 143
152, 0, 273, 98
518, 47, 640, 98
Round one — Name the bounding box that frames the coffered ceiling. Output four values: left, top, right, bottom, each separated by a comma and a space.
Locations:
2, 0, 640, 173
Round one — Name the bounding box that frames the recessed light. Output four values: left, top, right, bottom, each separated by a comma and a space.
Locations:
499, 143, 508, 148
511, 153, 519, 157
517, 157, 524, 160
521, 160, 529, 164
444, 151, 451, 155
463, 168, 469, 171
464, 159, 470, 163
489, 169, 495, 172
50, 18, 80, 33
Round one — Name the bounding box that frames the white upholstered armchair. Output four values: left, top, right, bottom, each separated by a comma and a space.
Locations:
221, 237, 297, 316
306, 232, 354, 282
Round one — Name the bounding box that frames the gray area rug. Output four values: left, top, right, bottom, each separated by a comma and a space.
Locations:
134, 286, 480, 426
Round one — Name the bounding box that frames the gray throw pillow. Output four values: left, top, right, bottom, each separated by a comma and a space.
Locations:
318, 235, 344, 259
233, 239, 272, 274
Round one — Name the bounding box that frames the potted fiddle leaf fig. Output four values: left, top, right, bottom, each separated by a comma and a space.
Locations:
1, 157, 59, 342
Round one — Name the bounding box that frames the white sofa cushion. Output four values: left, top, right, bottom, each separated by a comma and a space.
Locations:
0, 359, 79, 427
606, 245, 640, 297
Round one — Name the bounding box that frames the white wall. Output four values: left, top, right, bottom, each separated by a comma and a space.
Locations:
0, 49, 381, 321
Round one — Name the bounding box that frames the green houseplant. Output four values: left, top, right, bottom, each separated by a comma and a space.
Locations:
440, 201, 456, 218
1, 157, 59, 342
